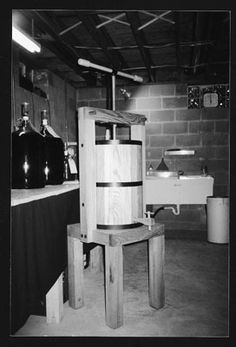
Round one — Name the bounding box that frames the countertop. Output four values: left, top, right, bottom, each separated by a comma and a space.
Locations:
11, 181, 80, 206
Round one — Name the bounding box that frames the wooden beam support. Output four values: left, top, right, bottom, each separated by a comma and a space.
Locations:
174, 11, 182, 81
21, 10, 95, 85
77, 12, 128, 71
126, 12, 155, 83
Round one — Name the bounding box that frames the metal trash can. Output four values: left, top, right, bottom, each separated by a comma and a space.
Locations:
207, 196, 229, 244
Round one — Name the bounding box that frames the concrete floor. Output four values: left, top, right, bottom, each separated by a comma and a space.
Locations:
13, 230, 229, 337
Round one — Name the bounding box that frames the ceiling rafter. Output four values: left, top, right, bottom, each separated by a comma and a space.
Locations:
21, 10, 96, 85
204, 12, 229, 70
76, 12, 128, 71
174, 11, 182, 80
45, 11, 95, 63
126, 11, 155, 82
189, 12, 214, 75
73, 40, 213, 51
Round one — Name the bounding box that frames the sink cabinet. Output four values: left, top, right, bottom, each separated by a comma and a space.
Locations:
145, 175, 214, 205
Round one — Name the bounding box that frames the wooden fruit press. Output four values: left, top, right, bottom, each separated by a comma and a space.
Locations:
67, 106, 165, 329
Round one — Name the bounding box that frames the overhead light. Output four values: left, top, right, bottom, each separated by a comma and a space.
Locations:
12, 26, 41, 53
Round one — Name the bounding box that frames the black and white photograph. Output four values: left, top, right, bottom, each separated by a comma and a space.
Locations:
6, 6, 231, 339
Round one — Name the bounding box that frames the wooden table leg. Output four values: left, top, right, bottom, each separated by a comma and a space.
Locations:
67, 234, 84, 309
105, 245, 123, 329
90, 245, 104, 272
46, 273, 64, 323
148, 234, 165, 309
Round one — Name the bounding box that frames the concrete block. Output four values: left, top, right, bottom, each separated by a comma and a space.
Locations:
149, 84, 175, 96
189, 122, 200, 133
208, 159, 229, 171
202, 134, 229, 146
195, 147, 216, 159
201, 108, 229, 120
176, 109, 201, 121
175, 84, 187, 95
176, 134, 201, 147
89, 100, 107, 109
199, 121, 214, 133
146, 148, 163, 160
213, 184, 229, 196
213, 171, 229, 185
115, 98, 137, 111
162, 97, 187, 109
163, 122, 188, 134
215, 120, 229, 132
137, 97, 162, 110
77, 87, 105, 100
146, 123, 162, 135
150, 135, 174, 147
174, 159, 202, 172
115, 85, 149, 98
214, 146, 229, 159
150, 110, 174, 122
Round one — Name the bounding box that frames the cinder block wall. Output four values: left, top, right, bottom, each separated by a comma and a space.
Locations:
76, 83, 229, 231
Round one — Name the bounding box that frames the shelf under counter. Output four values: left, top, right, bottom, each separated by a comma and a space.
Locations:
10, 181, 80, 334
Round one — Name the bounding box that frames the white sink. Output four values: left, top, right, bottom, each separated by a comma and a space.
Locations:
179, 175, 212, 179
145, 175, 214, 205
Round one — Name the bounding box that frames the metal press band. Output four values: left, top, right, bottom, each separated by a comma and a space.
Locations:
97, 222, 143, 230
96, 140, 142, 145
96, 181, 143, 187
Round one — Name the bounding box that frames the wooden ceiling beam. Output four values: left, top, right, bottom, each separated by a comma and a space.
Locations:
189, 12, 211, 75
201, 12, 229, 79
126, 11, 155, 82
174, 11, 182, 81
47, 11, 95, 63
20, 10, 96, 85
76, 12, 128, 71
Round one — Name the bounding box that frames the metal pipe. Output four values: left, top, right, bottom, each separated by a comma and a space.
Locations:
78, 58, 143, 82
112, 74, 116, 110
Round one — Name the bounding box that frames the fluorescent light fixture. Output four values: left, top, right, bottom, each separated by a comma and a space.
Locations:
12, 26, 41, 53
78, 58, 143, 83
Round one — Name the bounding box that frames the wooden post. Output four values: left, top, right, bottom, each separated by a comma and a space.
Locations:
90, 245, 104, 272
148, 234, 165, 309
131, 124, 146, 214
105, 245, 123, 329
78, 107, 96, 242
46, 273, 64, 323
67, 234, 84, 309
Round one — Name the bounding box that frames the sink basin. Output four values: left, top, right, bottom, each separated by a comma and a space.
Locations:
147, 170, 180, 178
179, 175, 211, 179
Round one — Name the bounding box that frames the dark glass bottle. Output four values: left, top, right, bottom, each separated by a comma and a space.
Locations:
12, 102, 45, 189
63, 143, 78, 181
40, 110, 64, 185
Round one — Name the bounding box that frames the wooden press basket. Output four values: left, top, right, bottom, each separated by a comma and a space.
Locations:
78, 107, 146, 242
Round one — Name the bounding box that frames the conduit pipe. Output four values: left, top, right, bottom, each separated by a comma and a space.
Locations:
151, 204, 181, 218
78, 58, 143, 82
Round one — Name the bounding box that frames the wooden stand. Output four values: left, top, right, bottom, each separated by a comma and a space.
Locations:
67, 107, 165, 328
67, 222, 164, 329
